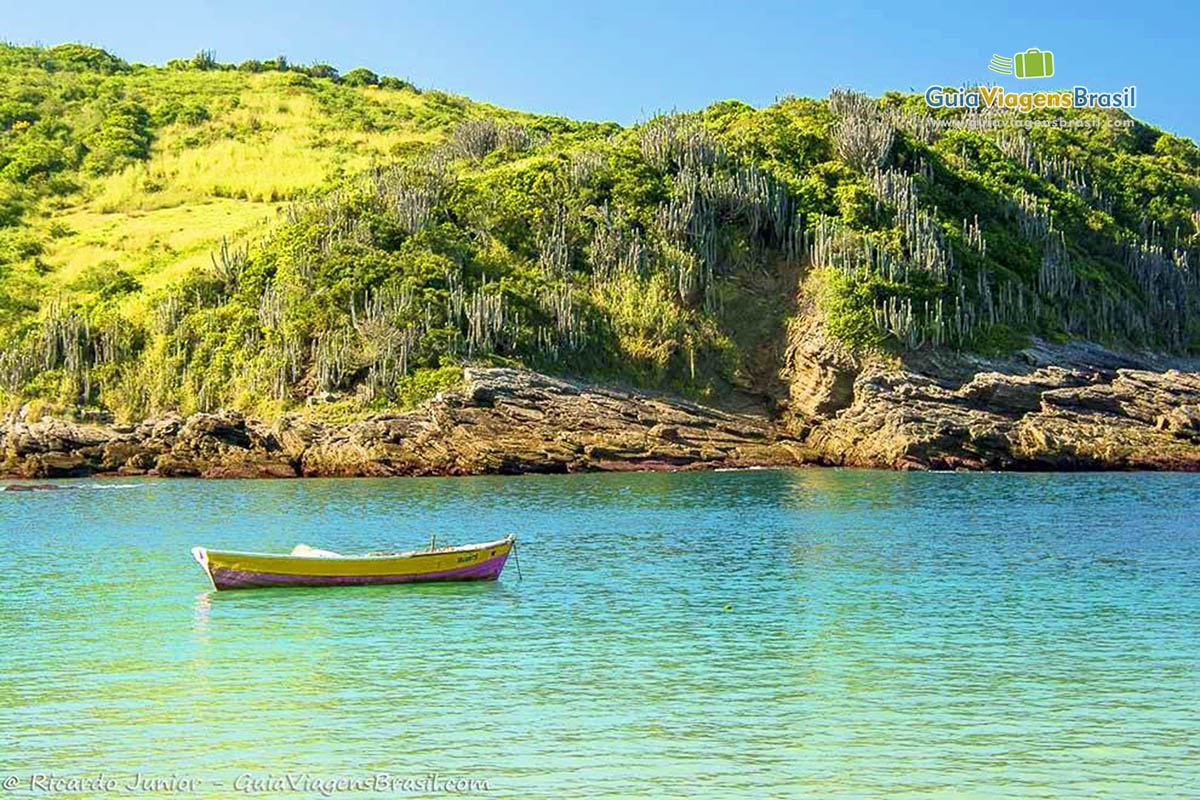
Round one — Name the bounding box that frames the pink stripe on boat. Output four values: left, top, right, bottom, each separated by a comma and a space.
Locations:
209, 552, 510, 590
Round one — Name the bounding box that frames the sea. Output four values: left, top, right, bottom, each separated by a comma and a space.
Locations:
1, 468, 1197, 797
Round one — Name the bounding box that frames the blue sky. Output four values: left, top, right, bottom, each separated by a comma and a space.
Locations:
6, 0, 1198, 140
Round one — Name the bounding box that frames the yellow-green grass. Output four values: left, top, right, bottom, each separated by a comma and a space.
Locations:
20, 74, 462, 316
43, 199, 280, 288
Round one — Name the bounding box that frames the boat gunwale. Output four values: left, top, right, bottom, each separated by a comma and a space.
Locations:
196, 535, 515, 563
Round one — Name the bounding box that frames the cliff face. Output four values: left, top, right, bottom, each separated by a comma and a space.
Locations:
0, 369, 810, 479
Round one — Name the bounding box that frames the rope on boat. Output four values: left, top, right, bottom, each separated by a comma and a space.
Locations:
512, 539, 523, 580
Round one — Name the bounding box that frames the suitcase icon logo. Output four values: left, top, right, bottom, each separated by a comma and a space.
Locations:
989, 48, 1055, 79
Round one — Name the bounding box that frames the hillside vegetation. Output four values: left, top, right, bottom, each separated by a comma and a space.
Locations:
0, 43, 1197, 422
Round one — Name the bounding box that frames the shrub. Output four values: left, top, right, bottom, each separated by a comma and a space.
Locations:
69, 262, 142, 298
0, 125, 73, 183
394, 366, 464, 409
379, 76, 414, 91
83, 102, 151, 175
343, 68, 379, 87
0, 185, 25, 227
283, 73, 314, 89
815, 269, 885, 349
1153, 133, 1200, 171
152, 101, 210, 126
46, 44, 128, 74
0, 101, 39, 128
305, 63, 339, 80
7, 232, 44, 259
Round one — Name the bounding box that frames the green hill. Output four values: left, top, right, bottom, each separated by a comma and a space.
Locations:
1, 43, 1197, 421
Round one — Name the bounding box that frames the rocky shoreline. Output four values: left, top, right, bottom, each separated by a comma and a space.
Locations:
0, 368, 811, 479
2, 343, 1199, 480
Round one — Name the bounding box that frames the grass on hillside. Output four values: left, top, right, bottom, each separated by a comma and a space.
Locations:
1, 43, 1198, 425
0, 45, 521, 324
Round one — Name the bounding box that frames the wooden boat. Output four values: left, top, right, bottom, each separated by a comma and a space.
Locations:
191, 535, 515, 591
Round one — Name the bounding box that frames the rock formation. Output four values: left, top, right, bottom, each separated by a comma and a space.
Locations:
791, 339, 1200, 470
0, 369, 810, 479
3, 340, 1198, 479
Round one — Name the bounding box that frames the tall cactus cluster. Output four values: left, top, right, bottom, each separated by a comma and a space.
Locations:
444, 269, 521, 358
448, 118, 548, 161
814, 92, 1199, 351
996, 129, 1111, 213
830, 89, 896, 174
0, 300, 138, 403
372, 159, 453, 236
633, 114, 797, 309
587, 203, 646, 280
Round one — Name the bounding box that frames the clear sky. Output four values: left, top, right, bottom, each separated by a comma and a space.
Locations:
6, 0, 1198, 140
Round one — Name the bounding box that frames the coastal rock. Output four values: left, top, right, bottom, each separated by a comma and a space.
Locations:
3, 343, 1197, 478
782, 315, 857, 421
298, 368, 809, 476
798, 345, 1200, 471
151, 410, 297, 478
0, 418, 114, 477
101, 440, 163, 472
0, 369, 810, 479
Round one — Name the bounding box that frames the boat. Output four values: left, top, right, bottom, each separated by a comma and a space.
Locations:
191, 535, 516, 591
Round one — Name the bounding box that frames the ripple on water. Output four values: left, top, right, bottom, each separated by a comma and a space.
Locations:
1, 469, 1198, 798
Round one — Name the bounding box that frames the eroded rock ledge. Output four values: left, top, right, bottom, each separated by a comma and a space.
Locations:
796, 340, 1200, 471
0, 369, 810, 479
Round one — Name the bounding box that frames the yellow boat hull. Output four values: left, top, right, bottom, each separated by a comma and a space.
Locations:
192, 536, 514, 590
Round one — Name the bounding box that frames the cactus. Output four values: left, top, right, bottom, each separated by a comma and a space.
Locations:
865, 168, 954, 281
537, 203, 572, 276
995, 129, 1034, 170
638, 114, 722, 173
210, 236, 249, 290
963, 215, 986, 257
311, 329, 356, 392
889, 110, 937, 144
1037, 231, 1075, 302
152, 293, 183, 335
829, 90, 894, 174
1012, 189, 1052, 241
588, 204, 645, 279
444, 271, 519, 358
366, 155, 454, 236
542, 284, 587, 352
566, 149, 606, 192
448, 118, 546, 161
0, 347, 36, 394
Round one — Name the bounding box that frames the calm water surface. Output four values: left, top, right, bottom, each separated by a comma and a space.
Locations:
1, 469, 1198, 798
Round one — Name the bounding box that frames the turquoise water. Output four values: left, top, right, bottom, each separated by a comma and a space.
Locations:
1, 469, 1198, 798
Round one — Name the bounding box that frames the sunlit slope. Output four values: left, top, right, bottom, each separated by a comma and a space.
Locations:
0, 44, 519, 318
1, 43, 1198, 424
